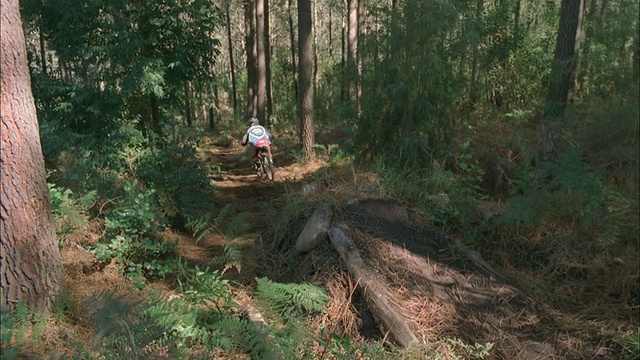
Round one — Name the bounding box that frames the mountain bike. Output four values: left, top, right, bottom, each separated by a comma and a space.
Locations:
256, 148, 275, 181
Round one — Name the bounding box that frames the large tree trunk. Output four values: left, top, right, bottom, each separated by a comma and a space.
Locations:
298, 0, 315, 160
226, 3, 238, 113
1, 0, 66, 311
245, 0, 258, 118
541, 0, 585, 161
543, 0, 585, 120
256, 0, 267, 124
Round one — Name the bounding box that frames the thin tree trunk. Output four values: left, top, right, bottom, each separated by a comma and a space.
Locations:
256, 0, 267, 124
633, 16, 639, 83
184, 80, 193, 127
265, 0, 273, 125
341, 1, 346, 103
312, 0, 319, 87
39, 27, 47, 75
150, 93, 161, 133
288, 0, 298, 102
470, 0, 484, 106
59, 54, 69, 82
1, 0, 66, 311
347, 0, 359, 107
298, 0, 314, 160
226, 4, 238, 113
329, 7, 333, 59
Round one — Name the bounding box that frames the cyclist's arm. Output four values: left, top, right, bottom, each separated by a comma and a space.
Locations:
241, 132, 249, 146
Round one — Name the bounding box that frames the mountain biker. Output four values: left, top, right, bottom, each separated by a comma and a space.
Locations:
241, 117, 273, 175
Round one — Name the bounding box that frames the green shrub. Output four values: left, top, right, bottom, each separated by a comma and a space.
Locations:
48, 183, 97, 246
91, 180, 176, 289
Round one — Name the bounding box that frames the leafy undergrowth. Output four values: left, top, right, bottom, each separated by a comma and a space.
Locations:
3, 118, 639, 360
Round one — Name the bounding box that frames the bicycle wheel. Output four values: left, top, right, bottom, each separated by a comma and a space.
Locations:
263, 155, 274, 181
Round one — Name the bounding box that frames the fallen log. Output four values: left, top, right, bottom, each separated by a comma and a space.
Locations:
295, 203, 333, 253
328, 223, 419, 348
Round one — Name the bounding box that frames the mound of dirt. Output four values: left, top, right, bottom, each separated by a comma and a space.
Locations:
261, 198, 607, 360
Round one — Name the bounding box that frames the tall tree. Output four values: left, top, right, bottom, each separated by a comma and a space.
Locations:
346, 0, 359, 108
264, 0, 274, 122
256, 0, 268, 124
541, 0, 585, 160
288, 0, 298, 101
245, 0, 258, 117
298, 0, 315, 160
1, 0, 66, 311
226, 2, 238, 113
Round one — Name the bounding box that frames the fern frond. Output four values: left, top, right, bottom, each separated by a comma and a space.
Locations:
255, 277, 329, 316
224, 211, 250, 238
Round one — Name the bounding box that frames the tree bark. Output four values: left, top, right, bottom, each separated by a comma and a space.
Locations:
264, 0, 273, 125
256, 0, 267, 124
184, 80, 193, 127
39, 27, 47, 76
226, 3, 238, 113
245, 0, 258, 118
541, 0, 585, 161
288, 0, 298, 102
1, 0, 66, 311
150, 93, 161, 133
298, 0, 315, 160
543, 0, 585, 120
328, 224, 419, 348
295, 203, 333, 253
346, 0, 359, 107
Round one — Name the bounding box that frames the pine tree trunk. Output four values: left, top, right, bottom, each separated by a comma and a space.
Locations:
541, 0, 585, 161
245, 0, 258, 118
265, 0, 274, 125
543, 0, 584, 120
39, 27, 47, 75
226, 4, 238, 113
1, 0, 66, 311
347, 0, 359, 108
256, 0, 267, 124
288, 0, 298, 103
184, 80, 193, 127
298, 0, 315, 160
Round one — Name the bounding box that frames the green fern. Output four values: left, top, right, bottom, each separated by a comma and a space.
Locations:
255, 277, 329, 316
84, 291, 165, 359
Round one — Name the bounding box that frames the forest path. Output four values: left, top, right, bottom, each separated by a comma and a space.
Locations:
171, 134, 324, 283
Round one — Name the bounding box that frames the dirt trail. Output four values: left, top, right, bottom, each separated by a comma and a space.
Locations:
172, 138, 609, 360
172, 137, 323, 280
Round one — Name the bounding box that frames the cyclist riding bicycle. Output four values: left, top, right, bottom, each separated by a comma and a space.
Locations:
241, 117, 273, 175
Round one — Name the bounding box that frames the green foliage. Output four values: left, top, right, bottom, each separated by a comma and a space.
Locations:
444, 338, 494, 359
255, 277, 329, 316
83, 291, 165, 360
92, 180, 176, 289
614, 328, 640, 360
138, 134, 215, 224
495, 149, 606, 230
48, 183, 97, 245
0, 307, 19, 360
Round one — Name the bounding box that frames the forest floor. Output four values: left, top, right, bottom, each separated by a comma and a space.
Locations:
55, 130, 632, 360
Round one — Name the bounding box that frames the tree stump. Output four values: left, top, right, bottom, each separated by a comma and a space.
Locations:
328, 223, 419, 348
